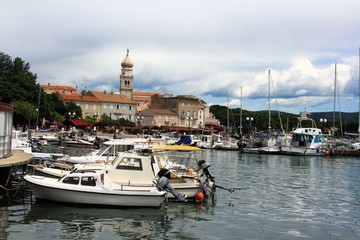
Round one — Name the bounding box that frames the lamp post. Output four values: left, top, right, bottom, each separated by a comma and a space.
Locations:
320, 118, 327, 134
36, 108, 39, 131
246, 117, 254, 136
68, 112, 76, 119
137, 116, 144, 126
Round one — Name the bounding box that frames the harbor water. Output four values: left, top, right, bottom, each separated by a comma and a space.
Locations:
1, 149, 360, 239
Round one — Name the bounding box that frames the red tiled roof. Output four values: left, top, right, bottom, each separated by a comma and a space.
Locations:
148, 108, 177, 115
40, 84, 76, 91
58, 93, 99, 102
133, 91, 159, 97
90, 91, 135, 104
0, 102, 13, 112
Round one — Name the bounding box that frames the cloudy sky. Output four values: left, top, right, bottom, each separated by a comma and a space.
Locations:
1, 0, 360, 114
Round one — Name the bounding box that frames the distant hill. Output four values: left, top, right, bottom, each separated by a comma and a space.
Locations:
308, 112, 359, 124
256, 110, 359, 124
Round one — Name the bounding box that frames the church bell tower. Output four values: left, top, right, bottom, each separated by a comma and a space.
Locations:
119, 49, 134, 100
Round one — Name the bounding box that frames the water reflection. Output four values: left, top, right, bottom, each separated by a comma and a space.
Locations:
18, 201, 211, 239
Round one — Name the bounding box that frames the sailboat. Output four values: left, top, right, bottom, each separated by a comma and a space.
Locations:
220, 91, 241, 150
258, 69, 283, 154
332, 47, 360, 156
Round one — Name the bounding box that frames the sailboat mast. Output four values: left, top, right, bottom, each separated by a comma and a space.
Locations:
240, 86, 243, 136
227, 90, 230, 138
333, 63, 337, 139
268, 69, 271, 135
358, 47, 360, 141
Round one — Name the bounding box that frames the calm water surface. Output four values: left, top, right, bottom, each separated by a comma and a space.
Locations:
1, 149, 360, 239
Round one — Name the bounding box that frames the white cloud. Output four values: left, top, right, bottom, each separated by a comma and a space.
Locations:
1, 0, 360, 114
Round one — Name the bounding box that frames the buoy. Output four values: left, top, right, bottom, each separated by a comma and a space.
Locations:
195, 191, 204, 201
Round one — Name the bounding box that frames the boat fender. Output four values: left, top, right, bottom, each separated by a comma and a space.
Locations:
156, 176, 187, 202
195, 191, 204, 201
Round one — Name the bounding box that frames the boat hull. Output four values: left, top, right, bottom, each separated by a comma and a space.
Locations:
280, 146, 324, 156
24, 175, 165, 208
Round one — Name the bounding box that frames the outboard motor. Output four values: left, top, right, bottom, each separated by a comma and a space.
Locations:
156, 168, 187, 202
196, 159, 216, 203
197, 159, 214, 182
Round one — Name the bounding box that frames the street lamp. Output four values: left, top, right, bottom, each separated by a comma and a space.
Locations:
246, 117, 254, 135
137, 116, 144, 126
68, 112, 76, 118
36, 108, 39, 131
320, 118, 328, 134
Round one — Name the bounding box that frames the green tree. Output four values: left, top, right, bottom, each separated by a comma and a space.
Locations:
84, 115, 97, 126
64, 101, 82, 119
0, 52, 38, 104
12, 101, 38, 129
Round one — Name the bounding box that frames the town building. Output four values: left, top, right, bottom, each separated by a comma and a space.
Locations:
133, 91, 159, 112
40, 83, 77, 95
90, 91, 136, 122
136, 108, 178, 127
150, 94, 207, 129
58, 93, 100, 120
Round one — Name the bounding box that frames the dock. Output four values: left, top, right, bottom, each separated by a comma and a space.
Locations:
0, 151, 33, 188
0, 151, 33, 168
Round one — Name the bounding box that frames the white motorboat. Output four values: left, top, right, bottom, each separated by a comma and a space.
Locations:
65, 137, 165, 164
24, 156, 167, 207
280, 112, 327, 156
31, 145, 215, 202
12, 130, 69, 161
197, 134, 223, 149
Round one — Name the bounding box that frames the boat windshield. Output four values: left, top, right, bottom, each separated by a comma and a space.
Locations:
96, 144, 111, 156
96, 144, 134, 157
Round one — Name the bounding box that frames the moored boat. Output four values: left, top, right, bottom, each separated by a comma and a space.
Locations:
30, 145, 216, 202
65, 137, 165, 164
280, 112, 327, 156
24, 169, 165, 207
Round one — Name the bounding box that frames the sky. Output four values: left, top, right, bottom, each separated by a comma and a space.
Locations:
1, 0, 360, 115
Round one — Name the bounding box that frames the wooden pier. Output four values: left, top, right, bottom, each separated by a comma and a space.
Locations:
0, 151, 33, 168
0, 151, 33, 188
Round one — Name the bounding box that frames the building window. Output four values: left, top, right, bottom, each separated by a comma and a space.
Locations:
129, 105, 132, 110
85, 104, 89, 110
93, 104, 96, 110
117, 104, 120, 110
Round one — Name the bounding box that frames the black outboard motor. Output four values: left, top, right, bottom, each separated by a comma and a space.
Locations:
197, 159, 214, 182
196, 159, 217, 203
156, 168, 187, 202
